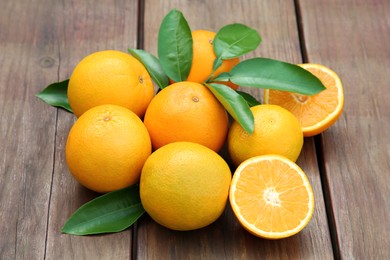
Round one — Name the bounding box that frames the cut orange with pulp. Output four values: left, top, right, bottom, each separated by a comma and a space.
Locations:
264, 63, 344, 137
229, 155, 315, 239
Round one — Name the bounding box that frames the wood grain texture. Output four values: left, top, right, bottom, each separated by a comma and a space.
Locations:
43, 0, 139, 259
137, 1, 333, 259
0, 1, 59, 259
3, 0, 388, 258
0, 0, 137, 259
298, 0, 390, 258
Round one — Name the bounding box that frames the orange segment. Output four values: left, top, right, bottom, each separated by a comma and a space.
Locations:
264, 63, 344, 137
229, 155, 315, 239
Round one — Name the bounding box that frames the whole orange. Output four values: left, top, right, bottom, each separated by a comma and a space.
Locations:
65, 104, 152, 193
143, 81, 229, 152
140, 142, 231, 231
68, 50, 155, 118
186, 30, 240, 87
228, 104, 304, 166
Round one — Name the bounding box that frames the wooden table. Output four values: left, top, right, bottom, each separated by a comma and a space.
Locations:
1, 0, 389, 259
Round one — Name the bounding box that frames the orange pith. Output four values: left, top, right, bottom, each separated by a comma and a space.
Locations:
264, 63, 344, 136
229, 155, 315, 239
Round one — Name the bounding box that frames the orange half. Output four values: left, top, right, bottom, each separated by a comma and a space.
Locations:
229, 155, 315, 239
264, 63, 344, 136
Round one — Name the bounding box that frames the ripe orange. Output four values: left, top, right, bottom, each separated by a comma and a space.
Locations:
227, 104, 303, 166
68, 50, 155, 118
65, 104, 152, 193
264, 63, 344, 136
140, 142, 231, 231
229, 154, 315, 239
186, 30, 240, 88
143, 81, 229, 152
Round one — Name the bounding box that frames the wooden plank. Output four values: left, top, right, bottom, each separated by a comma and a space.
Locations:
43, 0, 139, 259
137, 1, 333, 259
298, 0, 390, 258
0, 1, 59, 259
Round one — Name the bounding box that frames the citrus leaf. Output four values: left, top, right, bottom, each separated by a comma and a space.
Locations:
128, 48, 169, 89
229, 58, 326, 95
158, 9, 192, 82
36, 79, 72, 112
212, 23, 261, 72
212, 72, 230, 82
205, 83, 254, 134
212, 57, 224, 76
61, 185, 145, 235
236, 91, 261, 107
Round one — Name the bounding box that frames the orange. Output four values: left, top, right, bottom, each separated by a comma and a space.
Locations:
68, 50, 155, 118
65, 104, 152, 193
140, 142, 231, 231
229, 154, 315, 239
143, 81, 229, 152
186, 30, 240, 87
264, 63, 344, 136
227, 104, 303, 166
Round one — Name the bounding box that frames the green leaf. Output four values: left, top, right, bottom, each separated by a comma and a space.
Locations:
61, 185, 145, 235
158, 9, 193, 82
205, 83, 254, 134
229, 58, 326, 95
36, 79, 72, 112
128, 48, 169, 89
213, 23, 261, 66
212, 72, 230, 82
236, 91, 261, 107
212, 57, 224, 76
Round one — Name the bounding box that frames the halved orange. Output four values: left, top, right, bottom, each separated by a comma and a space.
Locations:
264, 63, 344, 137
229, 155, 315, 239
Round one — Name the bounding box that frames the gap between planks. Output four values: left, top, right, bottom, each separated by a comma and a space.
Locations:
293, 0, 341, 258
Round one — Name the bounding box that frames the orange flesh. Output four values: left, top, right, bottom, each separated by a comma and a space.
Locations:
265, 64, 344, 136
234, 159, 311, 233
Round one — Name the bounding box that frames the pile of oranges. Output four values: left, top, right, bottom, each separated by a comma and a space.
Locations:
64, 29, 343, 239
